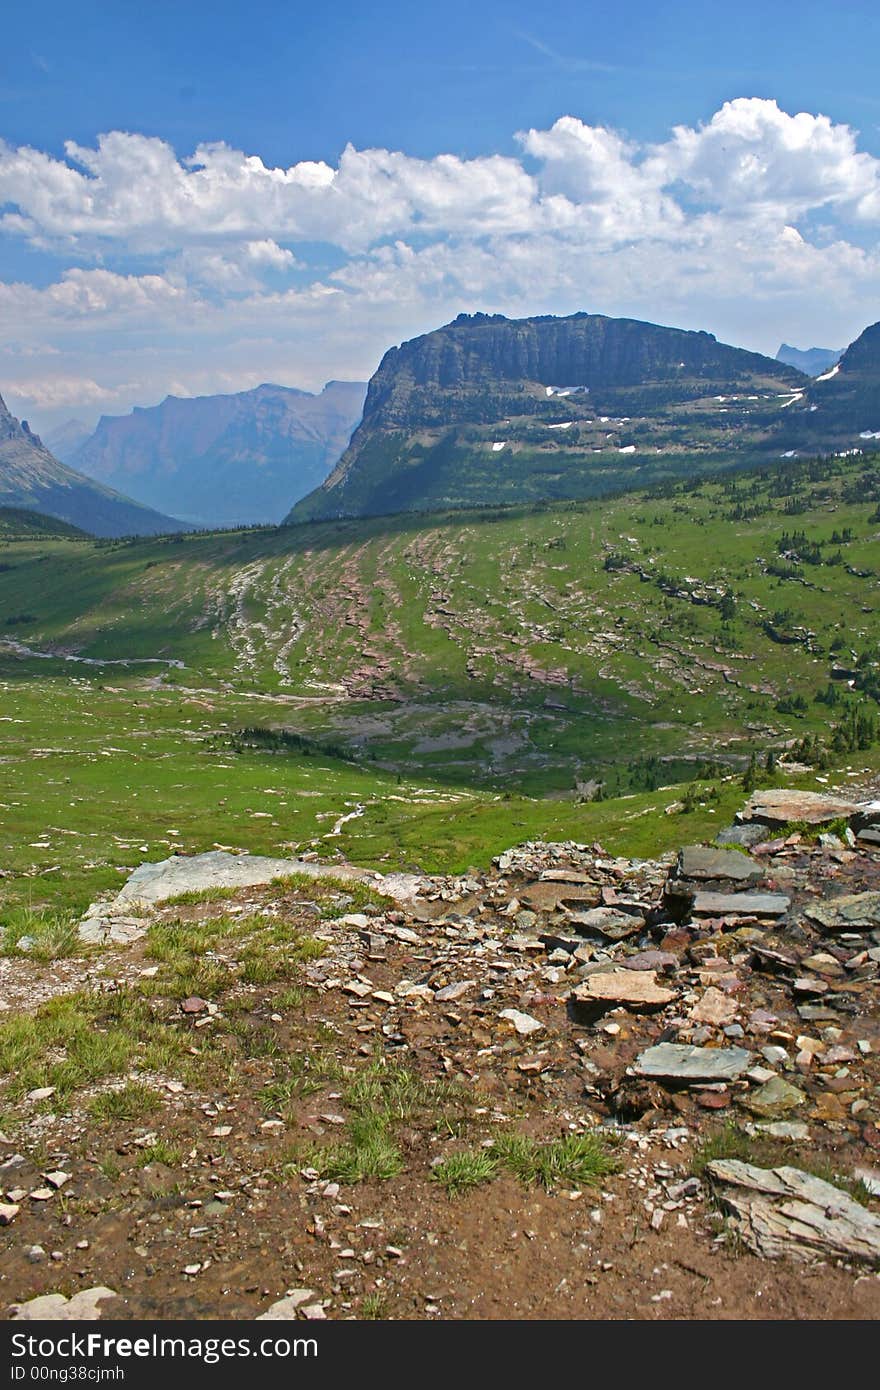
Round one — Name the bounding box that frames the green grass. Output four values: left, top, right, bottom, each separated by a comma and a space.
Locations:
431, 1149, 498, 1194
162, 886, 239, 906
88, 1081, 163, 1122
1, 449, 880, 916
360, 1292, 388, 1319
0, 906, 80, 960
0, 990, 182, 1102
490, 1130, 620, 1190
135, 1139, 182, 1167
303, 1056, 471, 1185
312, 1126, 404, 1184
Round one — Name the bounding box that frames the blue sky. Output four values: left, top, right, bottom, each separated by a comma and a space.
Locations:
2, 0, 880, 428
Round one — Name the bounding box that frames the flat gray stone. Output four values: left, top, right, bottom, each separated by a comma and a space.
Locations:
716, 824, 769, 848
805, 891, 880, 932
739, 789, 859, 827
691, 890, 790, 918
633, 1042, 753, 1083
746, 1075, 806, 1117
78, 914, 151, 945
707, 1160, 880, 1265
856, 826, 880, 847
678, 846, 764, 883
114, 850, 365, 906
564, 905, 645, 940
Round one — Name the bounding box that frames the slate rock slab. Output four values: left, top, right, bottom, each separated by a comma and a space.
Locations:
707, 1160, 880, 1265
634, 1042, 753, 1082
691, 891, 790, 918
805, 892, 880, 932
78, 913, 151, 946
745, 1075, 806, 1117
115, 850, 367, 906
677, 846, 764, 883
739, 789, 859, 826
716, 824, 769, 848
564, 906, 645, 940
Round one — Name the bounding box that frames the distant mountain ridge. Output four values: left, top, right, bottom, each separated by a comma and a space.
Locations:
289, 311, 807, 522
776, 343, 843, 377
0, 393, 187, 537
71, 381, 366, 527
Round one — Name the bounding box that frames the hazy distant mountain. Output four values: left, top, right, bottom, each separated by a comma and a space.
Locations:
70, 381, 367, 527
0, 392, 188, 537
775, 320, 880, 452
776, 343, 842, 376
43, 418, 93, 462
289, 311, 806, 522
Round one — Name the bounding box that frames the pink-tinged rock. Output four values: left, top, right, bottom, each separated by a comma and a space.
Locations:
690, 987, 739, 1026
741, 789, 859, 827
572, 971, 675, 1010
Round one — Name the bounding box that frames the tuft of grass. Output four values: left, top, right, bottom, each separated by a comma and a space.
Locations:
260, 1048, 343, 1109
431, 1149, 498, 1195
88, 1082, 163, 1122
0, 986, 183, 1103
270, 873, 391, 917
161, 886, 239, 907
692, 1121, 762, 1176
313, 1128, 404, 1184
136, 1139, 182, 1167
275, 984, 305, 1010
0, 906, 80, 961
360, 1292, 388, 1319
490, 1130, 619, 1190
304, 1054, 469, 1186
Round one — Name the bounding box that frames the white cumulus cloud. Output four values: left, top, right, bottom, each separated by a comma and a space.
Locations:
2, 97, 880, 428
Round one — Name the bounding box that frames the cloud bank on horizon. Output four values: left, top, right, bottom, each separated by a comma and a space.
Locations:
1, 96, 879, 426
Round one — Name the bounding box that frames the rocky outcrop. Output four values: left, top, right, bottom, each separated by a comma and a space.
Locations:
288, 311, 806, 522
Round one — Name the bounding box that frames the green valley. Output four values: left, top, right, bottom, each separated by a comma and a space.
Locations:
2, 448, 880, 915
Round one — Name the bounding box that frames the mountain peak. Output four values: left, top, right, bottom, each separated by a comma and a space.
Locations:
288, 309, 806, 524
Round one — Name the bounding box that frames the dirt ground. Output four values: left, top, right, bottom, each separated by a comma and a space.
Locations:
2, 829, 880, 1322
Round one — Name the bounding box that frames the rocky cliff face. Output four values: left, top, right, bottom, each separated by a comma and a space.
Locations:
288, 312, 807, 522
71, 381, 366, 527
0, 393, 186, 537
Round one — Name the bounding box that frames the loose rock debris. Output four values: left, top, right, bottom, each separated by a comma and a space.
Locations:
2, 788, 880, 1319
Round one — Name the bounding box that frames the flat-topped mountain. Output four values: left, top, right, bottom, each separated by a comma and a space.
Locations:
288, 311, 806, 521
0, 393, 187, 537
776, 343, 842, 377
71, 381, 366, 528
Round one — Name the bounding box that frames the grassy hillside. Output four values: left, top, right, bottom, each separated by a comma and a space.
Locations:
0, 506, 88, 540
2, 449, 879, 912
